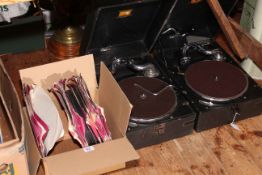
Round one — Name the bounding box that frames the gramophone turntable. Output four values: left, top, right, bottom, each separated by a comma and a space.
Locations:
80, 0, 197, 149
110, 56, 196, 148
152, 0, 262, 131
155, 30, 262, 131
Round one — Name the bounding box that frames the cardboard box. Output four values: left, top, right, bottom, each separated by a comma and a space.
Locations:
0, 60, 29, 175
19, 55, 139, 175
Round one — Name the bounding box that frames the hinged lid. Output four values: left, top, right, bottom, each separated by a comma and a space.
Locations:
167, 0, 239, 38
0, 60, 24, 142
80, 0, 177, 64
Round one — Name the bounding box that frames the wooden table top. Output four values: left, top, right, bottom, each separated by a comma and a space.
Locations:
1, 37, 262, 175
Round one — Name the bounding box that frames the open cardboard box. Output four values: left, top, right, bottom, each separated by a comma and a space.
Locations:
19, 55, 139, 175
0, 60, 29, 174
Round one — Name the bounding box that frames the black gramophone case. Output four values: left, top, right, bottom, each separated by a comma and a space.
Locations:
154, 0, 262, 132
80, 0, 176, 69
80, 0, 197, 149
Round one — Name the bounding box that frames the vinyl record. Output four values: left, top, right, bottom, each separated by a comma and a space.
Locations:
119, 76, 177, 123
185, 60, 248, 102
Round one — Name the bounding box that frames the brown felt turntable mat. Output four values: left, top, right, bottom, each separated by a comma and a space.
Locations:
185, 60, 248, 102
119, 76, 177, 123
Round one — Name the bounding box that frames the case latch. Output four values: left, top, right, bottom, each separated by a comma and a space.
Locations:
154, 123, 166, 136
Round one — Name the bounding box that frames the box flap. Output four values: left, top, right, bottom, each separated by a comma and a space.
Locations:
98, 63, 132, 137
0, 139, 19, 149
44, 137, 139, 175
19, 55, 98, 100
22, 108, 41, 175
0, 97, 17, 144
0, 60, 23, 141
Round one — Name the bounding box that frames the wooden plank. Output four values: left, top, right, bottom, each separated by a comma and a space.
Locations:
173, 133, 229, 175
111, 140, 194, 175
207, 0, 246, 59
200, 126, 262, 175
229, 17, 262, 70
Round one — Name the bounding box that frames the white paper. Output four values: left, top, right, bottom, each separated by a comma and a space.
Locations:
30, 85, 64, 155
0, 2, 30, 22
230, 112, 241, 131
83, 146, 95, 153
241, 57, 262, 80
230, 122, 241, 131
250, 0, 262, 42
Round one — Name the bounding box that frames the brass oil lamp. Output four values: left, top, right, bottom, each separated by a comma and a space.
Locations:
39, 0, 91, 59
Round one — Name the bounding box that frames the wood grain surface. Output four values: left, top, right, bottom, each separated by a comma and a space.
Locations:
110, 119, 262, 175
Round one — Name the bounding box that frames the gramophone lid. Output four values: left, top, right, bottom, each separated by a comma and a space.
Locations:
80, 0, 176, 59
